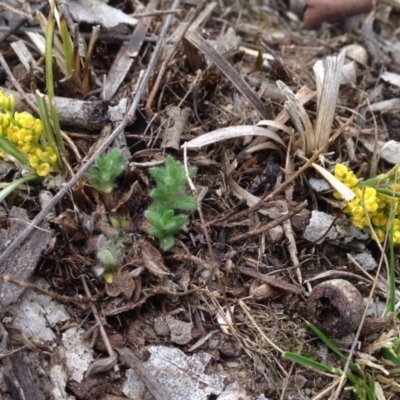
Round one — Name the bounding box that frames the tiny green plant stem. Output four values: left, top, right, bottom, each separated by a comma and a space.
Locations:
375, 188, 400, 199
49, 97, 66, 156
0, 137, 29, 165
357, 176, 390, 188
0, 175, 38, 202
82, 26, 100, 93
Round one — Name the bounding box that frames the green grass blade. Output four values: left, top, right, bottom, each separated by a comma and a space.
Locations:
35, 91, 62, 170
0, 175, 38, 202
283, 352, 341, 374
0, 137, 29, 165
307, 323, 364, 376
49, 98, 66, 159
45, 0, 55, 99
59, 17, 74, 76
382, 348, 400, 367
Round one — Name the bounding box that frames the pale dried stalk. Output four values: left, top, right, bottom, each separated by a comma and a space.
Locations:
313, 50, 345, 149
276, 81, 314, 156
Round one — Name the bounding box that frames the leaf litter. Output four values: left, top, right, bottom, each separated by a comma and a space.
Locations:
0, 1, 400, 399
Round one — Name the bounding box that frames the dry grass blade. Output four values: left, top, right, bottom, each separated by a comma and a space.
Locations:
184, 30, 270, 119
309, 162, 356, 202
313, 50, 345, 149
228, 174, 270, 216
276, 81, 315, 155
184, 125, 286, 149
104, 18, 148, 101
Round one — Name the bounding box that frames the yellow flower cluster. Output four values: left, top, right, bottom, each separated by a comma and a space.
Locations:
0, 91, 57, 177
334, 164, 400, 243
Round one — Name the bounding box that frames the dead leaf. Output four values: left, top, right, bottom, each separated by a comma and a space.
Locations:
140, 240, 171, 277
105, 269, 135, 299
85, 354, 118, 378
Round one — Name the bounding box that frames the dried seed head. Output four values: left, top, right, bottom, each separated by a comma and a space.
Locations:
307, 279, 364, 338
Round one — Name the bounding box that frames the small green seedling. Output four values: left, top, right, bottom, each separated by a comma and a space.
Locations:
96, 236, 121, 283
145, 155, 197, 249
85, 148, 125, 193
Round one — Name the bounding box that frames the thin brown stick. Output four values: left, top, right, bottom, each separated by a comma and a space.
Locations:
0, 274, 93, 304
117, 347, 169, 400
229, 200, 307, 243
0, 3, 47, 44
81, 276, 119, 374
131, 9, 182, 18
0, 3, 34, 22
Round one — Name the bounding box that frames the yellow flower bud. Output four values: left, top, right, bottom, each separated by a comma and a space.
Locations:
334, 164, 349, 180
0, 112, 11, 130
36, 163, 50, 177
33, 120, 43, 136
20, 128, 32, 143
0, 150, 8, 161
14, 111, 35, 129
29, 155, 39, 168
0, 91, 15, 112
21, 144, 32, 154
371, 212, 387, 228
334, 163, 358, 187
34, 148, 49, 162
372, 228, 385, 243
393, 229, 400, 244
6, 126, 20, 143
45, 146, 57, 164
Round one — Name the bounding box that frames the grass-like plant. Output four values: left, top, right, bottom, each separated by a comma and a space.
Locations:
284, 323, 375, 400
145, 155, 197, 250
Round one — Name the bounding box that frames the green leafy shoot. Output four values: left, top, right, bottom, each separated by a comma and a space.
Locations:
85, 148, 125, 192
145, 155, 197, 250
